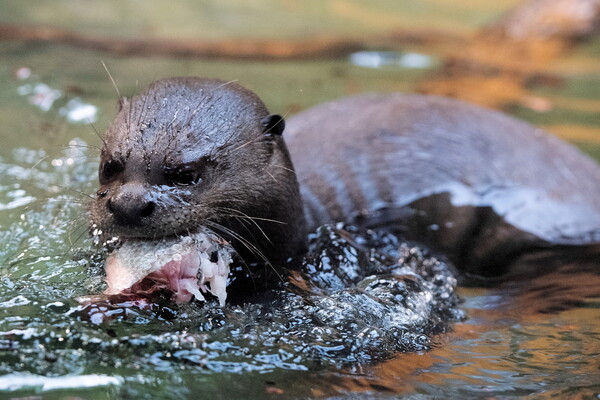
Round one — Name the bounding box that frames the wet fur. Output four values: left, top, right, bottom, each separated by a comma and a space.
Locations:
285, 93, 600, 279
90, 78, 307, 268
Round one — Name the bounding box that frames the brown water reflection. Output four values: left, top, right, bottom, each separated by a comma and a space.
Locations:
323, 268, 600, 398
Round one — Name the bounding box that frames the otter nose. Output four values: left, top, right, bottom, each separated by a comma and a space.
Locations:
107, 183, 155, 226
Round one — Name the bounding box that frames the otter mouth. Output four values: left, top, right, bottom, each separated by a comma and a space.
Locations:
103, 229, 233, 306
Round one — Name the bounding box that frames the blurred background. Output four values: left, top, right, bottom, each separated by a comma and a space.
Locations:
1, 0, 599, 158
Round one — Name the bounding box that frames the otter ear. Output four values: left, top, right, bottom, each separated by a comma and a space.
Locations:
261, 114, 285, 137
117, 96, 129, 112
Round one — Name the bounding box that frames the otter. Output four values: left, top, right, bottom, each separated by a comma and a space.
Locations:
91, 77, 600, 297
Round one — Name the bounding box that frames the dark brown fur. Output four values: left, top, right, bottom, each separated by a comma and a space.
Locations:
90, 78, 307, 268
285, 93, 600, 278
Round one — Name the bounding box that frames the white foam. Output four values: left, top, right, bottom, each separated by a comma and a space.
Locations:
0, 373, 122, 391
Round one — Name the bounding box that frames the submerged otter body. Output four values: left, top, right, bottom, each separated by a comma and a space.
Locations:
92, 77, 600, 292
285, 94, 600, 278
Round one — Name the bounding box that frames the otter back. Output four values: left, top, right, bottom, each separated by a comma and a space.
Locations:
285, 93, 600, 278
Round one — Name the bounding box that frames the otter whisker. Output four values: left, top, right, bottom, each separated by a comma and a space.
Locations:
204, 221, 254, 257
229, 214, 265, 247
137, 74, 157, 128
163, 109, 180, 137
126, 81, 138, 139
66, 221, 91, 247
87, 118, 106, 148
205, 220, 284, 284
216, 79, 239, 89
53, 185, 95, 200
66, 217, 91, 234
183, 83, 218, 129
48, 217, 89, 242
231, 137, 261, 153
46, 198, 88, 205
101, 60, 122, 101
269, 164, 297, 175
264, 168, 277, 183
205, 218, 261, 251
211, 206, 276, 244
205, 220, 267, 264
54, 216, 95, 263
26, 153, 52, 171
62, 143, 101, 152
207, 222, 283, 286
29, 147, 97, 173
8, 253, 86, 268
200, 221, 257, 288
161, 124, 176, 165
216, 208, 286, 225
262, 109, 290, 136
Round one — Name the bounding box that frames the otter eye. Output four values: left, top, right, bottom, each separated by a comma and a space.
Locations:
166, 168, 200, 186
101, 159, 123, 181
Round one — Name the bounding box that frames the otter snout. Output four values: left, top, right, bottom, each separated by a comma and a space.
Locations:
107, 183, 156, 227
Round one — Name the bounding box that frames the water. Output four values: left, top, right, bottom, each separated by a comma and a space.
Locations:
1, 1, 600, 398
0, 141, 465, 396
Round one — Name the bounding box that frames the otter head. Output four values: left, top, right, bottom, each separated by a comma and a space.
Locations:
90, 78, 307, 268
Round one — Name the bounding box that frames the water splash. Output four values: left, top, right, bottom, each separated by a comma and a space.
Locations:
0, 141, 463, 397
15, 67, 98, 123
